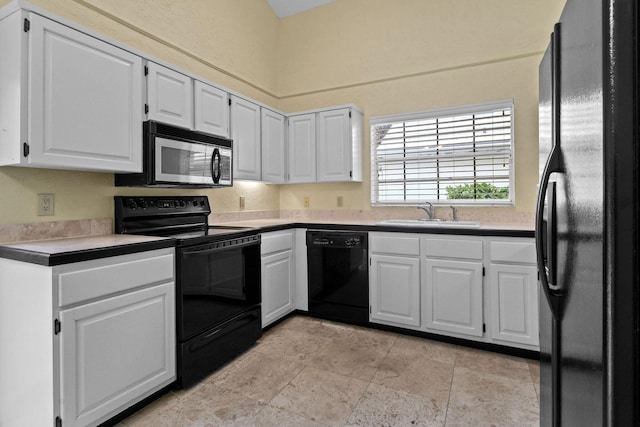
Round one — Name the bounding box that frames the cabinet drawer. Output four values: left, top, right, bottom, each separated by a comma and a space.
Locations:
261, 231, 294, 255
489, 240, 536, 264
370, 233, 420, 256
424, 238, 483, 260
57, 249, 174, 307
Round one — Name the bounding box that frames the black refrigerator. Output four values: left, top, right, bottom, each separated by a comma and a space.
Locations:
536, 0, 639, 425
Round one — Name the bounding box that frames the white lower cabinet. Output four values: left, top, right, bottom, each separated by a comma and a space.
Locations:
369, 232, 539, 351
488, 239, 539, 347
370, 254, 420, 327
261, 230, 296, 327
0, 248, 175, 427
369, 233, 421, 328
423, 258, 484, 337
422, 236, 484, 338
60, 282, 175, 427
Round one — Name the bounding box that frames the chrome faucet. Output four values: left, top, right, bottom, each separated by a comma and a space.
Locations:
450, 205, 458, 221
417, 202, 434, 220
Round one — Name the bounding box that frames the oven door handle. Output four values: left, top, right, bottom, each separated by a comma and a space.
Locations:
182, 239, 259, 256
188, 310, 261, 353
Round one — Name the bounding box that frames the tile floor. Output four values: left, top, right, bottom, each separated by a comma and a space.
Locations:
118, 315, 540, 426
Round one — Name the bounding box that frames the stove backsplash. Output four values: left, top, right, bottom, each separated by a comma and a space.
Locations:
0, 218, 112, 244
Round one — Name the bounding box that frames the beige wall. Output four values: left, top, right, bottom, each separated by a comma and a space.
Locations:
0, 0, 281, 225
277, 0, 565, 216
0, 0, 565, 226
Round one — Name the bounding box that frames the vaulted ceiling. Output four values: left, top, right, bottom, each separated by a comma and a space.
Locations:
265, 0, 335, 18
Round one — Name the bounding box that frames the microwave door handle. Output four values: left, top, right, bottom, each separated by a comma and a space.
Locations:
211, 148, 221, 184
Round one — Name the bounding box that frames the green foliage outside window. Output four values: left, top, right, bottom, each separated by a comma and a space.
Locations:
446, 183, 509, 200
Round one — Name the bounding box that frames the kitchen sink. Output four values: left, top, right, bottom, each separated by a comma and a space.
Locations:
377, 219, 481, 228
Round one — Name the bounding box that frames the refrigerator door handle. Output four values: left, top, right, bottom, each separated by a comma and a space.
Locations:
536, 24, 564, 312
536, 133, 564, 307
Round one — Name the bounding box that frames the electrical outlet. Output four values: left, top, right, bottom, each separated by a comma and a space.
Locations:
239, 196, 245, 209
337, 196, 344, 207
38, 193, 55, 216
303, 196, 310, 208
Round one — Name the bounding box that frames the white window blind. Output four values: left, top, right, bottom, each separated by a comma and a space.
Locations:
371, 100, 514, 205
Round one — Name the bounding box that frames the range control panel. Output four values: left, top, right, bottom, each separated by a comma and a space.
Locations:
115, 196, 211, 217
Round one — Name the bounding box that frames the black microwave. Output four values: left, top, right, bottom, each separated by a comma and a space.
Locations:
115, 121, 233, 188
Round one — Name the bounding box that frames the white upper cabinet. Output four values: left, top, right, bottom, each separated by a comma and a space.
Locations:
261, 108, 286, 183
230, 95, 261, 181
317, 108, 363, 182
287, 113, 317, 183
0, 11, 143, 172
194, 81, 229, 137
146, 61, 193, 129
0, 3, 363, 179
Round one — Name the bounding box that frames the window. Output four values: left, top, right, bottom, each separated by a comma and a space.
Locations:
371, 100, 514, 206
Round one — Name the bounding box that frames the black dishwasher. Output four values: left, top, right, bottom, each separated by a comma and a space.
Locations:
306, 230, 369, 325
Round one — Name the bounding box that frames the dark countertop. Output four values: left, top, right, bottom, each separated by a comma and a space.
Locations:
0, 220, 533, 266
0, 235, 176, 266
212, 218, 535, 238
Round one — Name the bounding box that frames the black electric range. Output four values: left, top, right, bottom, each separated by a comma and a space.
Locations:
114, 196, 262, 388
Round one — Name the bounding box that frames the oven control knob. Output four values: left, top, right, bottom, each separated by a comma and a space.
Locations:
139, 200, 148, 209
192, 200, 198, 207
127, 199, 138, 210
200, 200, 205, 206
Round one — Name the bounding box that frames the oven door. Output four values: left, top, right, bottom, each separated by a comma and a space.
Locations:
176, 235, 261, 341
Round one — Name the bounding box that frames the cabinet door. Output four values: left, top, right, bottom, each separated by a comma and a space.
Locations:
317, 108, 351, 182
194, 81, 229, 137
288, 114, 316, 183
146, 62, 193, 129
59, 282, 175, 427
370, 254, 420, 327
489, 263, 539, 346
423, 258, 483, 337
28, 13, 143, 172
261, 250, 294, 327
261, 108, 286, 183
230, 96, 261, 180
